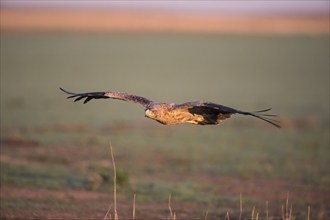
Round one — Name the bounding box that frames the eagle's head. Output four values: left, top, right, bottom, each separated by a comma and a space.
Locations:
145, 103, 175, 125
145, 109, 156, 119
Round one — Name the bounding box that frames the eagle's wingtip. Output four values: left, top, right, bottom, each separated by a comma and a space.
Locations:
60, 87, 76, 95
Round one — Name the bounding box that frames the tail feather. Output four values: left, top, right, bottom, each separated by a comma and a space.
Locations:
252, 109, 277, 117
253, 108, 272, 113
238, 109, 281, 128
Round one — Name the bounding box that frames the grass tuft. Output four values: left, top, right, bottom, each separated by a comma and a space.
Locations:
104, 142, 118, 220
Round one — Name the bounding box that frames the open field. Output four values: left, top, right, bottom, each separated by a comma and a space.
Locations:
1, 123, 329, 219
1, 32, 329, 219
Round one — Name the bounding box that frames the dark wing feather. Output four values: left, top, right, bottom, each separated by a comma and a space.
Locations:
173, 101, 233, 125
175, 101, 281, 128
60, 88, 153, 107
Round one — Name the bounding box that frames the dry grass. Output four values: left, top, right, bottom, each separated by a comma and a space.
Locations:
104, 142, 118, 220
103, 142, 314, 220
168, 194, 176, 220
132, 194, 136, 220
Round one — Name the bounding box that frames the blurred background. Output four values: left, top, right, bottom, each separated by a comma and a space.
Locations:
1, 1, 329, 219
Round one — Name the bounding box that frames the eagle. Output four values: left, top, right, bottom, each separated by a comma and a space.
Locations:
60, 88, 280, 128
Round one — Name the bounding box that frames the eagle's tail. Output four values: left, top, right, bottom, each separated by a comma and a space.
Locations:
237, 108, 281, 128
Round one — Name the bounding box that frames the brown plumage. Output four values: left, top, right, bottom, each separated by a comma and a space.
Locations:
60, 88, 280, 128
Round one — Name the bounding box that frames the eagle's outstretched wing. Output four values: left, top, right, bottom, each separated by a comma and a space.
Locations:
174, 101, 281, 128
60, 88, 153, 108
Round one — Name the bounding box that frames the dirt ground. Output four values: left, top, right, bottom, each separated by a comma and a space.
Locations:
1, 179, 328, 219
2, 178, 328, 219
1, 135, 329, 220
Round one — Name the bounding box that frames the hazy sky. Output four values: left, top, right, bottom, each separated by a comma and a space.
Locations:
1, 1, 329, 15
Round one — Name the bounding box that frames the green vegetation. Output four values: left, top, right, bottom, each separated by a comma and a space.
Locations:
1, 33, 329, 127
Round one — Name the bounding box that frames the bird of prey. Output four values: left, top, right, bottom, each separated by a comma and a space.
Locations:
60, 88, 280, 128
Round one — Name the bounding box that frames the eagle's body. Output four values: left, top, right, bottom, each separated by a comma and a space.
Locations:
145, 102, 231, 125
145, 103, 204, 125
60, 88, 280, 128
